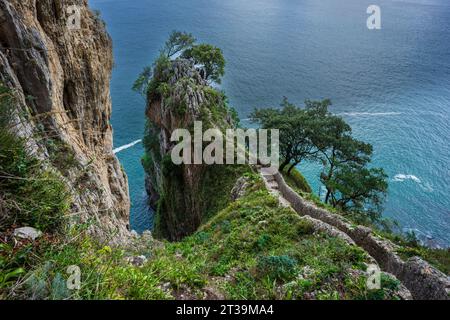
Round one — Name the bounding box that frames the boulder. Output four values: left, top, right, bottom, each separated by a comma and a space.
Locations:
13, 227, 42, 241
126, 255, 148, 267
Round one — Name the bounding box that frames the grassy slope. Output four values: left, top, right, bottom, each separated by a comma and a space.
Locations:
3, 170, 404, 300
281, 166, 312, 194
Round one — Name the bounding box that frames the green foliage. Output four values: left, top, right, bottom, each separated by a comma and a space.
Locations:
397, 247, 450, 275
11, 231, 173, 299
199, 165, 250, 221
325, 165, 388, 221
281, 166, 312, 194
162, 30, 196, 58
257, 255, 297, 281
0, 84, 72, 298
0, 84, 70, 232
255, 234, 271, 251
137, 33, 241, 240
133, 54, 171, 97
134, 31, 226, 99
314, 111, 387, 218
1, 173, 408, 300
182, 44, 226, 84
251, 97, 323, 173
0, 242, 28, 292
142, 120, 162, 165
187, 179, 375, 300
46, 139, 78, 173
252, 97, 388, 223
132, 66, 153, 96
363, 273, 401, 300
200, 87, 233, 127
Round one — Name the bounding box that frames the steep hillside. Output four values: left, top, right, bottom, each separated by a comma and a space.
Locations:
3, 169, 411, 300
0, 0, 129, 241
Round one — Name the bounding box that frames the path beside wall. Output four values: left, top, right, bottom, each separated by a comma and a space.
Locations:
260, 167, 449, 300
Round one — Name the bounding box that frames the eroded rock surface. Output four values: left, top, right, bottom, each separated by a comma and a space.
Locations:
144, 59, 237, 240
0, 0, 130, 241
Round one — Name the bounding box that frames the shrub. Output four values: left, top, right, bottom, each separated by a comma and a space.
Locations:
257, 255, 297, 281
255, 234, 271, 251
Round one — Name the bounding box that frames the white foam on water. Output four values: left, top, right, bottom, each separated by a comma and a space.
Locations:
113, 139, 142, 154
337, 112, 403, 117
392, 174, 434, 192
393, 174, 421, 183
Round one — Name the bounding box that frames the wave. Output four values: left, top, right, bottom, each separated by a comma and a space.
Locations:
337, 112, 403, 117
113, 139, 142, 154
392, 174, 434, 192
393, 174, 421, 183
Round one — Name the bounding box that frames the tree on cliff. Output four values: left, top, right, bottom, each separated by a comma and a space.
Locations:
252, 98, 388, 221
324, 164, 388, 221
132, 66, 153, 96
315, 114, 373, 203
250, 97, 327, 173
162, 31, 196, 58
182, 44, 226, 84
134, 31, 225, 95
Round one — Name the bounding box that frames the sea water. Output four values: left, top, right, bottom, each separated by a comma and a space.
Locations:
89, 0, 450, 247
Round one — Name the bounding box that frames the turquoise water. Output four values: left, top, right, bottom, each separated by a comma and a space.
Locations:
89, 0, 450, 247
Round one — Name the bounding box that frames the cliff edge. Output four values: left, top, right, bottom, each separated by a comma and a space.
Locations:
0, 0, 129, 241
143, 57, 244, 240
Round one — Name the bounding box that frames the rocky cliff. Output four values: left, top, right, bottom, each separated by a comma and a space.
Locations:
0, 0, 129, 241
143, 57, 244, 241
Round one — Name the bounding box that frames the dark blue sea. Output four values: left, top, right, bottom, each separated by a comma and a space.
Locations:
89, 0, 450, 247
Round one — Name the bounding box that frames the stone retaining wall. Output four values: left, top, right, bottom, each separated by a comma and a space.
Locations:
274, 172, 449, 300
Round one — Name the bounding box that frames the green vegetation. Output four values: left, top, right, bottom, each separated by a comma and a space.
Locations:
133, 30, 226, 98
162, 31, 196, 58
0, 84, 71, 295
1, 171, 404, 299
281, 166, 312, 194
0, 84, 70, 232
182, 44, 226, 84
256, 255, 297, 281
136, 31, 239, 240
251, 98, 326, 174
281, 166, 450, 275
253, 96, 449, 275
199, 165, 250, 221
251, 98, 388, 224
2, 30, 448, 301
398, 247, 450, 275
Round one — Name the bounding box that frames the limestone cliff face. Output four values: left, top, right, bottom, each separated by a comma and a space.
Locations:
0, 0, 130, 240
144, 58, 238, 241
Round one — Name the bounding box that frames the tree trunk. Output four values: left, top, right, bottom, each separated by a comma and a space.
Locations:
325, 189, 331, 204
287, 163, 298, 175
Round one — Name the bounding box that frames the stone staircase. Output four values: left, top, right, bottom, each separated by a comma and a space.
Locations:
258, 166, 450, 300
260, 167, 356, 246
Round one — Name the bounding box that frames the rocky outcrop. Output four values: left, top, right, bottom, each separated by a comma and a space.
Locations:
144, 58, 238, 241
0, 0, 130, 241
272, 171, 450, 300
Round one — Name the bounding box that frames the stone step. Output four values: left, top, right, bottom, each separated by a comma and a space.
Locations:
263, 175, 275, 182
